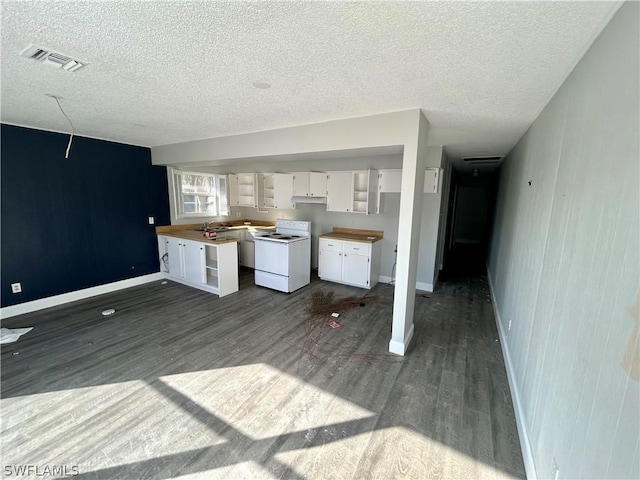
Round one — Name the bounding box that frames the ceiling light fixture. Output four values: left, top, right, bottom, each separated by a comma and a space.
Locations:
46, 94, 74, 159
252, 81, 271, 89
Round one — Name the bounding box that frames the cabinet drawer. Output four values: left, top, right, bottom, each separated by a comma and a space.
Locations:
319, 238, 343, 252
343, 241, 370, 256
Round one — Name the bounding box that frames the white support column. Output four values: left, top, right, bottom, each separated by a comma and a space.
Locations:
389, 111, 429, 355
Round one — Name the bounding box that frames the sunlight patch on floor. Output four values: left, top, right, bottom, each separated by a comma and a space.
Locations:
275, 425, 509, 480
1, 380, 227, 473
160, 363, 375, 440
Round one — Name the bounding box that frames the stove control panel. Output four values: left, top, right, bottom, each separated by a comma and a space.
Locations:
275, 220, 311, 233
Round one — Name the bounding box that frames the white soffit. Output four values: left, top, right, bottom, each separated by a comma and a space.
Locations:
0, 1, 621, 159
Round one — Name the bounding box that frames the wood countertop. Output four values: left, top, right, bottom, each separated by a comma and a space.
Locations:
155, 219, 275, 244
320, 227, 383, 244
155, 219, 275, 234
157, 230, 239, 244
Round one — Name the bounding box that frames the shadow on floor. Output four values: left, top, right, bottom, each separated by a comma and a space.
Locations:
1, 267, 524, 479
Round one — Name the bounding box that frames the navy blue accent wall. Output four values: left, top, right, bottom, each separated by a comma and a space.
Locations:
1, 124, 170, 307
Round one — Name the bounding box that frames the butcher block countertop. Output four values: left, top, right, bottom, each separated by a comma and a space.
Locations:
157, 230, 240, 245
156, 219, 275, 245
319, 227, 383, 243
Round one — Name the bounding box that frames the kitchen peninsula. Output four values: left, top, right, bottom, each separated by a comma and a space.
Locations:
156, 219, 275, 297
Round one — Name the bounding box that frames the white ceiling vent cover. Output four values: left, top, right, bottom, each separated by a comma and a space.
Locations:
461, 156, 504, 164
20, 44, 86, 72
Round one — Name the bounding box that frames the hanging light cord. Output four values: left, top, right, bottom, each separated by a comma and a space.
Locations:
52, 96, 74, 158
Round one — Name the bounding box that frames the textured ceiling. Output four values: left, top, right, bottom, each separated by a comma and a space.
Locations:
1, 1, 620, 162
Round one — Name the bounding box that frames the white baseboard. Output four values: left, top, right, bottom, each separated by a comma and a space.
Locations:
379, 276, 434, 292
0, 273, 164, 320
388, 322, 415, 356
486, 267, 537, 480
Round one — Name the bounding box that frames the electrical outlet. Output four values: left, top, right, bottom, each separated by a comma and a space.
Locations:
552, 458, 559, 480
508, 319, 512, 331
11, 283, 22, 294
148, 216, 155, 225
236, 212, 241, 218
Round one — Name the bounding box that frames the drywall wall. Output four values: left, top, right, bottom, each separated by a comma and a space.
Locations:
169, 147, 445, 290
152, 110, 414, 166
487, 3, 639, 479
0, 125, 170, 308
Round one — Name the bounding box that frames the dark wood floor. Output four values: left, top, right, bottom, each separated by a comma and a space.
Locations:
1, 268, 525, 479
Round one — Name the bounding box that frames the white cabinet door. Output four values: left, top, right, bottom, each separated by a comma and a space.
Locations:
230, 173, 257, 207
182, 239, 205, 284
309, 172, 327, 197
424, 168, 440, 193
319, 249, 343, 282
292, 173, 310, 196
342, 253, 370, 287
273, 173, 294, 209
165, 237, 183, 277
239, 241, 255, 268
378, 170, 402, 193
326, 172, 352, 212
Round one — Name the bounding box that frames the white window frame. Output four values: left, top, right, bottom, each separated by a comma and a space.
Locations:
172, 169, 230, 218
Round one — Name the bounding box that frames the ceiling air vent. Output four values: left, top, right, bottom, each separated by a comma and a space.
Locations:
20, 44, 86, 72
461, 156, 504, 164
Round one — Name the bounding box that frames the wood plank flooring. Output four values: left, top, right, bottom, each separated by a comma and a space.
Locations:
1, 269, 526, 479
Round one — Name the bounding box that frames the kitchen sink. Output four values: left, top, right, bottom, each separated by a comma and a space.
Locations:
193, 226, 229, 232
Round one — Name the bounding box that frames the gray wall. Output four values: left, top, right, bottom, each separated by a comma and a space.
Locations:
487, 3, 639, 479
166, 148, 445, 289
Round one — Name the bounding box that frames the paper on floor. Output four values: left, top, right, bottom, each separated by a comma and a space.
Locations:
0, 327, 33, 344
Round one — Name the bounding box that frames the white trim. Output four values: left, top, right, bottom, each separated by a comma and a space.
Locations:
379, 276, 433, 292
416, 281, 433, 292
388, 322, 414, 356
0, 273, 163, 320
487, 267, 537, 480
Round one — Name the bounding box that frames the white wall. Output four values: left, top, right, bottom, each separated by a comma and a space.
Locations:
488, 3, 639, 479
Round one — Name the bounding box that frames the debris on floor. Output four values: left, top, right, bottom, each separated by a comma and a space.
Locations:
325, 320, 341, 329
307, 290, 371, 317
0, 327, 33, 345
331, 312, 340, 318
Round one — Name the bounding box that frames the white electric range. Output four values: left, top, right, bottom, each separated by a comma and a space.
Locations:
254, 220, 311, 293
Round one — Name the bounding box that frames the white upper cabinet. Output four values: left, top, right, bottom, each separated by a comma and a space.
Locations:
378, 170, 403, 193
326, 170, 377, 214
229, 173, 258, 208
292, 172, 327, 197
326, 171, 352, 212
375, 168, 442, 213
261, 173, 294, 210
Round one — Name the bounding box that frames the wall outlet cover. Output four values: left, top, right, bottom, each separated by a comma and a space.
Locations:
11, 283, 22, 293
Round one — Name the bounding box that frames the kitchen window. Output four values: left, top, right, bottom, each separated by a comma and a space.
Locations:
172, 170, 229, 218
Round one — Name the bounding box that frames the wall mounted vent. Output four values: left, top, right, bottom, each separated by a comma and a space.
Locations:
20, 44, 86, 72
461, 156, 504, 164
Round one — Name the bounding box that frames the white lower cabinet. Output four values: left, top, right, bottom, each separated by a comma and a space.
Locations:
159, 235, 239, 297
318, 238, 381, 289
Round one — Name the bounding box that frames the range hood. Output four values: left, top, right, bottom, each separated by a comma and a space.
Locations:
291, 196, 327, 205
